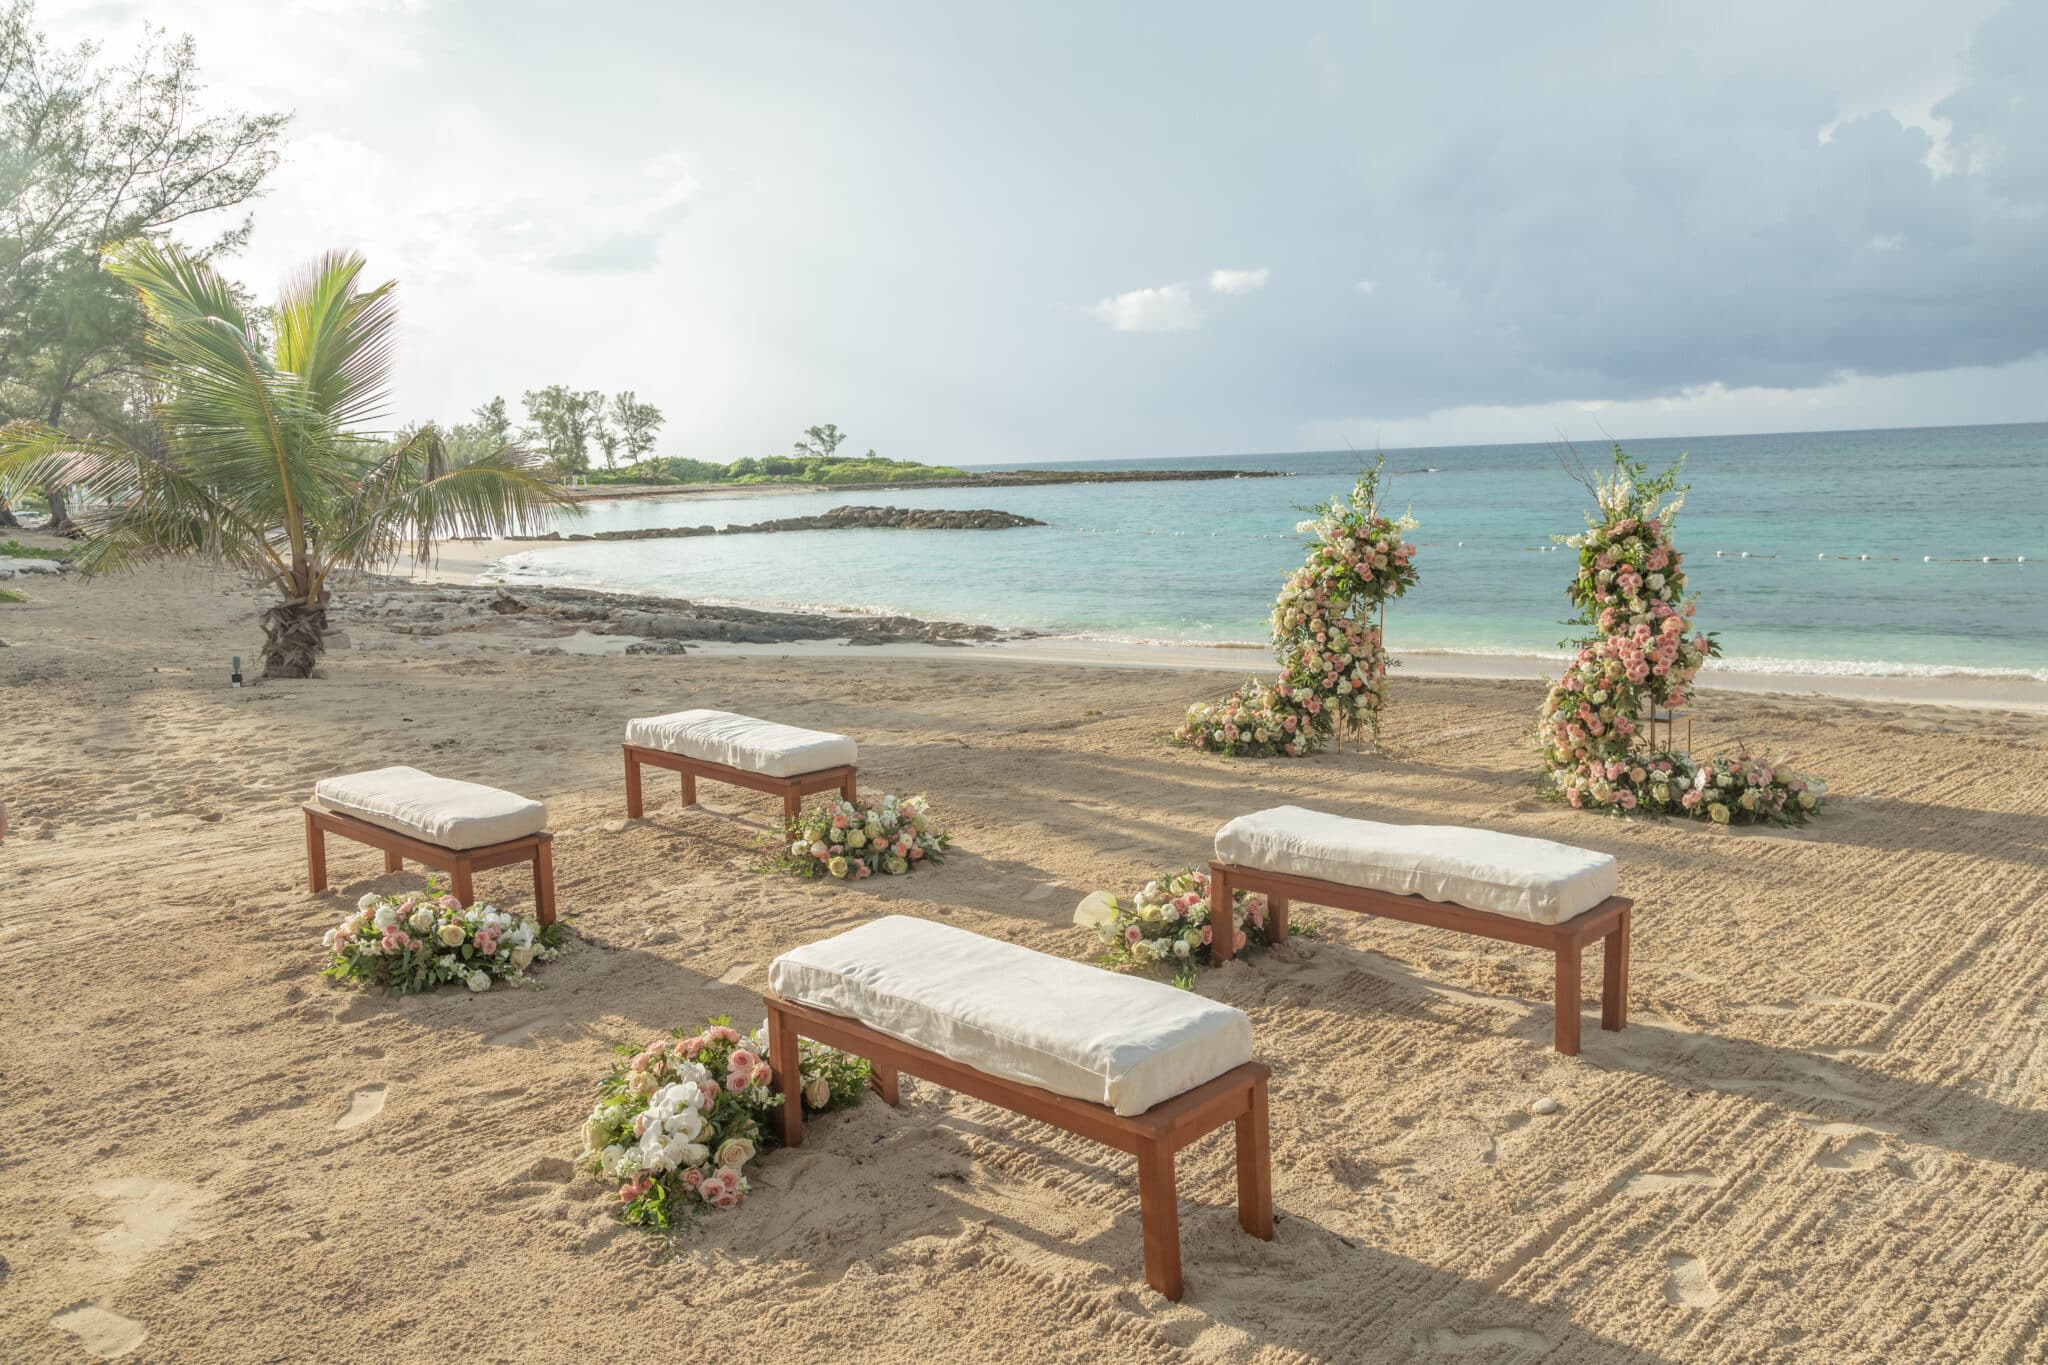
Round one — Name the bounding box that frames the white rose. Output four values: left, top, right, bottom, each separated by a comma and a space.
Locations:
322, 929, 338, 948
1173, 940, 1191, 958
715, 1138, 756, 1167
406, 908, 435, 933
509, 946, 535, 970
372, 906, 398, 930
803, 1076, 833, 1108
599, 1143, 626, 1176
356, 894, 380, 912
465, 969, 491, 992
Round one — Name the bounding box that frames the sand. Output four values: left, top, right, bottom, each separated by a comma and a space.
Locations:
4, 556, 2047, 1362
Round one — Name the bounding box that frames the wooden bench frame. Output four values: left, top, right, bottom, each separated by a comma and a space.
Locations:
622, 743, 855, 826
303, 805, 556, 924
764, 993, 1272, 1301
1208, 861, 1629, 1055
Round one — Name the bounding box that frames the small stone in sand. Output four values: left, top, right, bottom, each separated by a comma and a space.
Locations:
1530, 1096, 1561, 1116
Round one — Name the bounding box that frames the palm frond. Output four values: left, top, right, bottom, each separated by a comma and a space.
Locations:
316, 429, 573, 586
272, 250, 400, 432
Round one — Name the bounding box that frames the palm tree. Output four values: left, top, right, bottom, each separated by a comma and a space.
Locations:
0, 241, 571, 676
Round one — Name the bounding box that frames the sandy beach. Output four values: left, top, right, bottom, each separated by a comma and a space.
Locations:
5, 556, 2048, 1362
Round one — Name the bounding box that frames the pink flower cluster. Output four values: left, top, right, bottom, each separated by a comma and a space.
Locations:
1178, 464, 1417, 759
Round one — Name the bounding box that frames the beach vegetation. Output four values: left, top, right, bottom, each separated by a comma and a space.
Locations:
0, 2, 288, 534
585, 451, 968, 487
0, 584, 26, 602
0, 537, 66, 560
0, 241, 571, 677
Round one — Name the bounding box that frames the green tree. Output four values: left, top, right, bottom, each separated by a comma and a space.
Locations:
455, 395, 512, 446
0, 242, 570, 676
521, 384, 603, 474
794, 423, 845, 459
0, 2, 288, 531
609, 390, 662, 463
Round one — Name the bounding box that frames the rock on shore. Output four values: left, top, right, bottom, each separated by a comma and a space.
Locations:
335, 581, 1013, 650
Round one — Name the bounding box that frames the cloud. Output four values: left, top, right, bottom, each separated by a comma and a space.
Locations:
1209, 267, 1270, 294
1090, 283, 1200, 332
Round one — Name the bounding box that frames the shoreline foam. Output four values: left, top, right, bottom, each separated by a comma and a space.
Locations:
420, 542, 2048, 711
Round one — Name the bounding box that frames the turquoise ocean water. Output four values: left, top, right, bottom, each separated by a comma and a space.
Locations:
492, 423, 2047, 679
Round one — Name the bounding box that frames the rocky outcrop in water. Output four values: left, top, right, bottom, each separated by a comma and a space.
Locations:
526, 504, 1044, 544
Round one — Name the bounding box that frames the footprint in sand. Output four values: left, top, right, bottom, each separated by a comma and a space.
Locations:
1663, 1253, 1720, 1308
1622, 1170, 1716, 1197
50, 1302, 147, 1359
333, 1084, 387, 1130
89, 1179, 208, 1276
1813, 1134, 1884, 1172
1429, 1326, 1552, 1354
487, 1016, 561, 1048
716, 961, 758, 985
1021, 882, 1061, 904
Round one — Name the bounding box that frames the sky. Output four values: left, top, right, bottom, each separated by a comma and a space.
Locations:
41, 0, 2048, 463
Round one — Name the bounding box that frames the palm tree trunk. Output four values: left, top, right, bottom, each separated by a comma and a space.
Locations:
43, 483, 79, 536
0, 500, 19, 529
260, 598, 328, 678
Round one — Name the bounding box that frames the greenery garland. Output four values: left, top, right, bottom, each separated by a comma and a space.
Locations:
1176, 460, 1418, 757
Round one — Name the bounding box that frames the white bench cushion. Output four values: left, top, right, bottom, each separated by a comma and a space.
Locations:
313, 766, 548, 850
625, 708, 856, 778
769, 916, 1253, 1117
1216, 806, 1618, 926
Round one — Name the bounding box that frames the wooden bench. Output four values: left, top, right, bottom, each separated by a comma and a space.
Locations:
1208, 807, 1629, 1055
303, 766, 556, 923
623, 708, 857, 825
765, 916, 1273, 1300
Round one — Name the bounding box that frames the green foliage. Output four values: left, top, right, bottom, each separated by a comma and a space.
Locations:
0, 584, 26, 602
793, 422, 845, 459
583, 452, 967, 487
0, 2, 287, 519
0, 536, 66, 559
519, 385, 604, 474
0, 241, 572, 673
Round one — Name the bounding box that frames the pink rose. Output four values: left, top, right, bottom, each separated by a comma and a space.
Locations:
713, 1190, 742, 1210
682, 1168, 704, 1190
729, 1049, 759, 1071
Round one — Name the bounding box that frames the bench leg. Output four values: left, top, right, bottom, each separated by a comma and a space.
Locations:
1266, 894, 1290, 945
305, 810, 328, 894
1208, 862, 1235, 963
533, 839, 556, 927
1601, 908, 1630, 1033
840, 769, 857, 802
782, 788, 801, 828
1137, 1140, 1183, 1300
383, 849, 403, 874
451, 858, 475, 910
1236, 1072, 1274, 1241
1554, 943, 1583, 1055
768, 1004, 804, 1146
872, 1067, 900, 1106
624, 747, 644, 819
680, 770, 697, 806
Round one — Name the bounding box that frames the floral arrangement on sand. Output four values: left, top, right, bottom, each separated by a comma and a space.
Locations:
578, 1015, 870, 1229
775, 793, 949, 879
321, 879, 564, 994
1076, 867, 1299, 986
1176, 458, 1418, 758
1537, 446, 1825, 826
